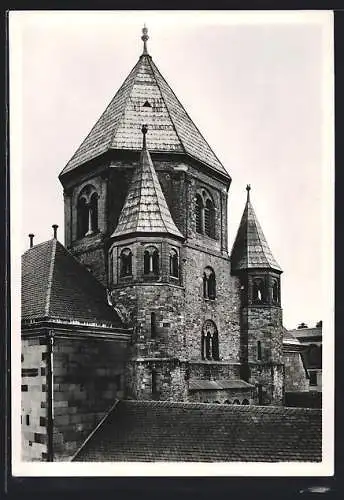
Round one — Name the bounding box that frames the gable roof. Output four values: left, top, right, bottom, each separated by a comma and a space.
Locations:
111, 132, 184, 240
231, 188, 282, 272
22, 239, 122, 327
73, 400, 321, 462
60, 53, 229, 179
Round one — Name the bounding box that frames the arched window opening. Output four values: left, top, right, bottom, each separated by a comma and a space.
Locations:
224, 400, 231, 404
233, 399, 240, 405
120, 248, 132, 277
203, 267, 216, 300
151, 312, 157, 339
272, 280, 279, 303
257, 341, 262, 361
242, 399, 249, 405
169, 249, 179, 278
152, 250, 159, 274
212, 331, 219, 361
196, 194, 203, 234
253, 279, 265, 304
77, 185, 99, 238
77, 198, 88, 238
201, 320, 219, 361
90, 193, 99, 232
144, 250, 150, 274
204, 199, 215, 238
195, 189, 216, 238
143, 246, 160, 275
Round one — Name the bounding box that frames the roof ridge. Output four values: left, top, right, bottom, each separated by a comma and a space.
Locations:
60, 60, 140, 177
147, 56, 186, 157
143, 148, 173, 234
107, 62, 142, 151
149, 58, 228, 176
44, 239, 57, 317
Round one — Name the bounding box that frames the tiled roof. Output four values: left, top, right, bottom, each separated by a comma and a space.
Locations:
289, 327, 322, 340
73, 400, 321, 462
22, 239, 122, 326
283, 327, 301, 346
231, 189, 282, 272
189, 379, 254, 391
111, 135, 183, 240
60, 54, 229, 179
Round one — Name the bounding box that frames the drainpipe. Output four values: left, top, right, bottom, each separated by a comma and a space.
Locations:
47, 330, 54, 461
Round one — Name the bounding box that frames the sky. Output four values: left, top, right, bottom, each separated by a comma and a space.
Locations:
10, 10, 334, 330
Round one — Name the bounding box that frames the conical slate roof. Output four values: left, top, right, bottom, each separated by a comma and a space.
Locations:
60, 32, 228, 179
231, 186, 282, 272
111, 126, 183, 240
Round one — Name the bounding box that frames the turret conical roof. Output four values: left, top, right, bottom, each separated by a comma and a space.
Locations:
230, 186, 282, 273
111, 126, 183, 240
60, 29, 229, 180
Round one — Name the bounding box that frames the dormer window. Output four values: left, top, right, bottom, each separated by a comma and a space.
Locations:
195, 189, 216, 238
143, 100, 152, 108
77, 185, 99, 238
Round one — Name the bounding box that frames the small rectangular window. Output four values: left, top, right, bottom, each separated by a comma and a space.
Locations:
309, 371, 317, 386
151, 312, 157, 339
257, 341, 262, 361
26, 415, 30, 426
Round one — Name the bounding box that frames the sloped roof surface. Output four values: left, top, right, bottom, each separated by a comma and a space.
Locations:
111, 139, 183, 239
231, 190, 281, 272
73, 400, 321, 462
60, 54, 228, 178
22, 239, 122, 326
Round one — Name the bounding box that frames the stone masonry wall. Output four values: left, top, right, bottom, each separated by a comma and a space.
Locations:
52, 336, 128, 461
241, 306, 284, 405
284, 349, 309, 392
188, 389, 254, 405
21, 336, 49, 461
183, 246, 241, 363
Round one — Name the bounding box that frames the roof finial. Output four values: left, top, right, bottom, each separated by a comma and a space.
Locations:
246, 184, 251, 201
141, 124, 148, 149
141, 24, 149, 55
52, 224, 58, 239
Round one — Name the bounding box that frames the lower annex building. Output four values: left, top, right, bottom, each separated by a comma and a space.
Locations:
21, 27, 320, 462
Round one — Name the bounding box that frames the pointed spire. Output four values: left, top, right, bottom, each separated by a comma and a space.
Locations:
141, 24, 149, 55
231, 186, 282, 273
111, 125, 184, 240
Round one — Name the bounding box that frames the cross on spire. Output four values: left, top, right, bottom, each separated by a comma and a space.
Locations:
141, 24, 149, 55
246, 184, 251, 201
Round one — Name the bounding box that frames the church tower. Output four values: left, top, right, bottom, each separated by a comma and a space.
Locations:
231, 185, 284, 405
59, 27, 273, 404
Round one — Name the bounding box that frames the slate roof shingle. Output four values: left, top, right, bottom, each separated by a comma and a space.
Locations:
231, 191, 282, 272
22, 239, 122, 327
73, 400, 322, 462
111, 138, 184, 239
60, 54, 229, 179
